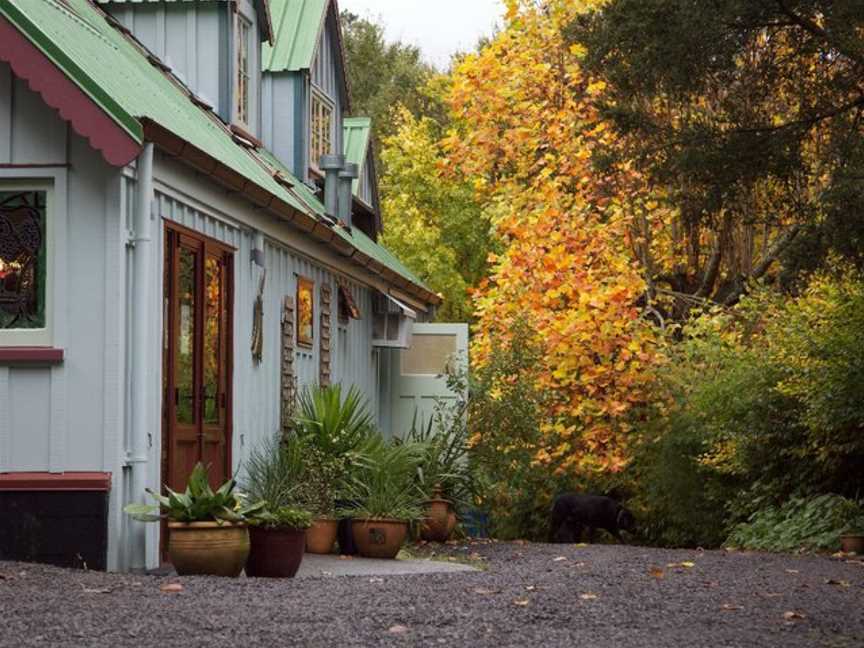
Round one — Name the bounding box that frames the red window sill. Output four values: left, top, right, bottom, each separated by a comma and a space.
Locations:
0, 472, 111, 492
0, 347, 64, 365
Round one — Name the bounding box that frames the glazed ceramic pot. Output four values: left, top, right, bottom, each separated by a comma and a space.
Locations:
167, 521, 249, 577
306, 518, 339, 554
351, 519, 408, 559
246, 526, 306, 578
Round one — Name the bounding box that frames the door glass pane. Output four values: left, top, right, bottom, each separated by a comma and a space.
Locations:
401, 334, 458, 375
176, 246, 197, 424
203, 255, 222, 425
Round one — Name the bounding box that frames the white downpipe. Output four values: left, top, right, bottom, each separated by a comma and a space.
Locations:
129, 143, 154, 570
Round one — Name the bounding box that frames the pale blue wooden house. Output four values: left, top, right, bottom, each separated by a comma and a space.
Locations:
0, 0, 466, 571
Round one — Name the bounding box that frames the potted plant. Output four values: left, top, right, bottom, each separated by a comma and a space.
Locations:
342, 436, 425, 559
246, 507, 312, 578
840, 515, 864, 554
243, 434, 313, 577
405, 393, 477, 542
124, 463, 263, 577
293, 385, 374, 554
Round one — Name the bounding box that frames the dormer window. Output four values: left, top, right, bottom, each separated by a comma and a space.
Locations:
310, 88, 333, 170
235, 14, 251, 127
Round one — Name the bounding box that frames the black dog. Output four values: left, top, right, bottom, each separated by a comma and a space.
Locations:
549, 493, 635, 543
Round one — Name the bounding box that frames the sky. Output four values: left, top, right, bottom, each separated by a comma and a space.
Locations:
339, 0, 504, 69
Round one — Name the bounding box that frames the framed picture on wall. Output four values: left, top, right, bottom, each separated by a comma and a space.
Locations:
297, 276, 314, 346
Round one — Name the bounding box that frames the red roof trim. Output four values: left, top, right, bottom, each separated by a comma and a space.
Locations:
0, 347, 64, 365
0, 16, 141, 167
0, 472, 111, 492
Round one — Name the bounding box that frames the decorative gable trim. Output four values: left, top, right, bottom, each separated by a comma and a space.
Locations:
0, 14, 141, 167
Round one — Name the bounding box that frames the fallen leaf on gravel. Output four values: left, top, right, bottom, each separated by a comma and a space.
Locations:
785, 569, 800, 575
369, 578, 384, 584
720, 604, 743, 611
825, 579, 851, 588
388, 625, 409, 635
649, 568, 665, 580
472, 587, 499, 595
553, 556, 568, 562
513, 598, 530, 606
574, 543, 588, 548
580, 593, 598, 600
783, 611, 806, 621
468, 553, 483, 561
160, 583, 183, 594
339, 555, 354, 561
525, 585, 537, 591
666, 562, 695, 569
846, 559, 864, 567
761, 592, 783, 598
82, 587, 112, 594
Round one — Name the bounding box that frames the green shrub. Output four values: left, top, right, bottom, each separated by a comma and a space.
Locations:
726, 495, 864, 553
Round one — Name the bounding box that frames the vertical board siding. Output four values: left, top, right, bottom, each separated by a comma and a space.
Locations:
261, 74, 299, 175
105, 3, 226, 117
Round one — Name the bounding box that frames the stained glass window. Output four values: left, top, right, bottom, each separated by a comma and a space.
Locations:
0, 190, 46, 330
297, 277, 314, 346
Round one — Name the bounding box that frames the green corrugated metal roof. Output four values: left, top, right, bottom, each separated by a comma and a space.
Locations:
0, 0, 433, 299
262, 0, 327, 72
343, 116, 371, 196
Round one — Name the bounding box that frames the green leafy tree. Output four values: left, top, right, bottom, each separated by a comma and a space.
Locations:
340, 11, 442, 153
380, 106, 493, 321
570, 0, 864, 306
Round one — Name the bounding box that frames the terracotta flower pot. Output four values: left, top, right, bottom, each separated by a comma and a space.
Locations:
352, 519, 408, 559
420, 498, 451, 542
306, 518, 339, 554
447, 511, 458, 537
167, 521, 249, 577
840, 534, 864, 554
246, 526, 306, 578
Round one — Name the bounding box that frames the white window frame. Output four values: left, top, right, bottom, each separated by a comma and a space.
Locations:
309, 87, 334, 172
234, 12, 252, 129
0, 174, 64, 348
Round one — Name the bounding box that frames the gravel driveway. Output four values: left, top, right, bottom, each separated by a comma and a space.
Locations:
2, 541, 862, 647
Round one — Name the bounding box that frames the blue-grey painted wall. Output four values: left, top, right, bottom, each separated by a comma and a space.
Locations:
102, 0, 262, 135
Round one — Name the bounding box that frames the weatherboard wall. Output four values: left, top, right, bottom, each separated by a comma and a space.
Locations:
101, 1, 235, 128
0, 63, 129, 570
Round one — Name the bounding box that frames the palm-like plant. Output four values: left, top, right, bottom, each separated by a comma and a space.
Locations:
243, 433, 307, 510
294, 385, 374, 459
340, 435, 426, 522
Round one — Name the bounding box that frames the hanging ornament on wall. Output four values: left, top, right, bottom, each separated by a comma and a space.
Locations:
251, 268, 266, 363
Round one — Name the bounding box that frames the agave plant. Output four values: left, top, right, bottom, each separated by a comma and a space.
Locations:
294, 385, 374, 459
339, 435, 426, 522
125, 462, 265, 523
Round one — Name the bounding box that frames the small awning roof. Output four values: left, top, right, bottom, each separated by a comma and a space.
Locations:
385, 293, 417, 320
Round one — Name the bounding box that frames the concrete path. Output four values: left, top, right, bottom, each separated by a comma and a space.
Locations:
296, 553, 478, 577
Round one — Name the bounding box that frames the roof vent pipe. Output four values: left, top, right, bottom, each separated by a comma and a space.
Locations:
338, 162, 360, 228
319, 154, 345, 220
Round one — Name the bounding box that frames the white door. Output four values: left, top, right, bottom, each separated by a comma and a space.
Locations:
389, 323, 469, 439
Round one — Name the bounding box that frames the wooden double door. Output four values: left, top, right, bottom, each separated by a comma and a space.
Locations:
162, 224, 234, 494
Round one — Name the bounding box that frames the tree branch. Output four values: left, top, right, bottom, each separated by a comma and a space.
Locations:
775, 0, 864, 68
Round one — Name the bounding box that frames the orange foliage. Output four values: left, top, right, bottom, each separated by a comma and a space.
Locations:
445, 0, 663, 475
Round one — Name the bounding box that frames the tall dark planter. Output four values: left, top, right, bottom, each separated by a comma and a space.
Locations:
336, 499, 359, 555
246, 527, 306, 578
